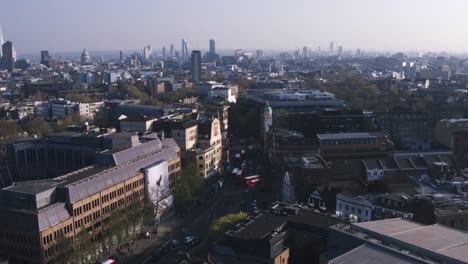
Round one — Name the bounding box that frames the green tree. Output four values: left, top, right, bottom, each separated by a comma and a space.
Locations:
93, 108, 107, 128
74, 230, 95, 264
182, 165, 204, 196
0, 120, 22, 144
174, 180, 192, 213
64, 93, 92, 103
55, 113, 82, 132
208, 212, 247, 242
24, 118, 53, 137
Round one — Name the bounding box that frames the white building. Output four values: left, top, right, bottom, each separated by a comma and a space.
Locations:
336, 194, 372, 222
209, 87, 236, 103
363, 160, 384, 182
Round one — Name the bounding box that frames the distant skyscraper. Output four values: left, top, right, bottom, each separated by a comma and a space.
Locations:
170, 44, 174, 57
303, 46, 308, 58
119, 50, 123, 61
209, 39, 216, 54
191, 50, 202, 83
356, 48, 362, 57
143, 45, 152, 60
337, 46, 343, 57
329, 42, 334, 55
0, 25, 4, 57
80, 48, 91, 64
234, 49, 243, 58
1, 41, 14, 71
256, 49, 264, 59
40, 50, 50, 67
162, 47, 166, 58
181, 39, 189, 61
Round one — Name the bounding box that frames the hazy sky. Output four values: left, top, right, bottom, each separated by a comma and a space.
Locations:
1, 0, 467, 54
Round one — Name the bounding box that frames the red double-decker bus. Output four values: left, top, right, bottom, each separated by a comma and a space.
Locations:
244, 175, 261, 188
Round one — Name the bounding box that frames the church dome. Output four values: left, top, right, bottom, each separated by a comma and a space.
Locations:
81, 48, 91, 64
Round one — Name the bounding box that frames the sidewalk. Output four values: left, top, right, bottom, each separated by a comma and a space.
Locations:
97, 216, 182, 263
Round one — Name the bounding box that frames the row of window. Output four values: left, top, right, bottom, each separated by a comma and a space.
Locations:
2, 231, 36, 246
5, 244, 40, 259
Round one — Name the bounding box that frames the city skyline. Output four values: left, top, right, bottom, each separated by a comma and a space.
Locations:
1, 0, 468, 54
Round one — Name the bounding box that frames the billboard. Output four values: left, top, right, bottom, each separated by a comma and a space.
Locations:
144, 160, 173, 221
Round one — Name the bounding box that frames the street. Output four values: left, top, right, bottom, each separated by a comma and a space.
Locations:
117, 137, 256, 264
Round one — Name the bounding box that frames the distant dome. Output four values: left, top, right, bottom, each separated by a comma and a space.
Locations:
81, 48, 91, 64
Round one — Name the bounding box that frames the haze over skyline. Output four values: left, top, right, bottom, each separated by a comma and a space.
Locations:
2, 0, 468, 54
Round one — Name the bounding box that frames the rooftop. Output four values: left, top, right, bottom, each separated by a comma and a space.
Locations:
4, 179, 62, 195
329, 243, 428, 264
317, 132, 385, 140
227, 204, 342, 240
351, 218, 468, 263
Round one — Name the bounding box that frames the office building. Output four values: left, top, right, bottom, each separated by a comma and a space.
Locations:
143, 45, 152, 60
191, 50, 202, 83
103, 71, 118, 83
181, 39, 188, 61
337, 45, 343, 57
189, 118, 222, 178
336, 194, 373, 222
435, 119, 468, 148
1, 41, 14, 71
214, 203, 343, 264
329, 41, 334, 55
80, 48, 91, 64
0, 136, 180, 264
209, 39, 216, 54
162, 46, 166, 58
374, 112, 428, 149
169, 44, 174, 57
40, 50, 50, 67
317, 132, 394, 159
256, 49, 264, 59
80, 72, 93, 84
288, 109, 374, 138
244, 89, 345, 112
119, 50, 123, 61
302, 46, 308, 58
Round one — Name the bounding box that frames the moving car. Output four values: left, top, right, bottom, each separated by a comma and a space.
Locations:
183, 236, 199, 245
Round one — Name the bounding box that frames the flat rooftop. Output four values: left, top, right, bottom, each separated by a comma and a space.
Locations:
4, 179, 63, 194
329, 243, 427, 264
352, 218, 468, 263
317, 132, 383, 140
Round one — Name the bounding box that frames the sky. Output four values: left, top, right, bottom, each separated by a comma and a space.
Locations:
1, 0, 468, 54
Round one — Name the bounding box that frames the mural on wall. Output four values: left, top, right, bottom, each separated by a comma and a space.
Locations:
144, 160, 173, 222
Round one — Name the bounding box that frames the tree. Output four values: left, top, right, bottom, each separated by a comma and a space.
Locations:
93, 108, 107, 128
174, 180, 192, 213
24, 118, 53, 138
0, 120, 22, 144
208, 212, 247, 242
74, 230, 96, 264
182, 165, 204, 196
51, 236, 74, 264
55, 113, 82, 132
127, 85, 148, 101
64, 93, 93, 103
